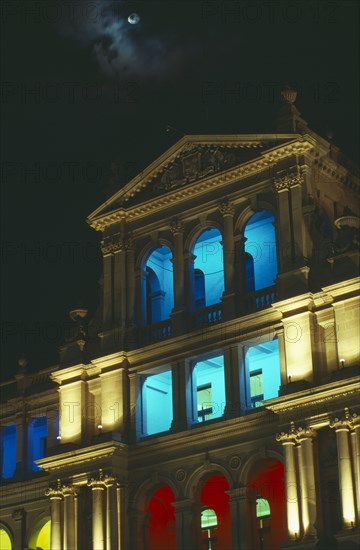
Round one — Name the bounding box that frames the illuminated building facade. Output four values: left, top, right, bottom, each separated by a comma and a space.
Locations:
1, 91, 359, 549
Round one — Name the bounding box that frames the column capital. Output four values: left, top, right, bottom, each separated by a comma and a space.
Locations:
170, 218, 184, 235
101, 235, 126, 255
46, 479, 64, 499
62, 484, 79, 497
219, 200, 235, 217
125, 236, 135, 251
273, 174, 303, 193
276, 421, 298, 444
330, 408, 359, 432
296, 426, 317, 442
87, 468, 115, 489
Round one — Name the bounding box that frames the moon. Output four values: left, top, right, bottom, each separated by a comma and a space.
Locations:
128, 13, 140, 25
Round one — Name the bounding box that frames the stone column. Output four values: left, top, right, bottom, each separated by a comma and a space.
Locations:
128, 372, 141, 442
235, 235, 247, 314
116, 484, 123, 550
330, 409, 357, 529
46, 479, 63, 550
184, 252, 196, 314
15, 414, 25, 477
46, 408, 58, 449
273, 174, 309, 297
277, 423, 301, 539
223, 345, 241, 418
219, 201, 235, 319
350, 414, 360, 525
173, 499, 197, 550
12, 508, 26, 550
113, 237, 126, 325
170, 219, 185, 334
171, 360, 190, 431
88, 470, 106, 550
101, 241, 114, 328
273, 177, 292, 270
126, 237, 136, 327
227, 486, 249, 550
104, 475, 116, 550
135, 268, 148, 327
63, 485, 77, 550
297, 427, 317, 538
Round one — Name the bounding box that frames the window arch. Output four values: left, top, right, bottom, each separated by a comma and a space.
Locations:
192, 228, 224, 308
244, 210, 277, 291
144, 246, 174, 324
28, 518, 51, 550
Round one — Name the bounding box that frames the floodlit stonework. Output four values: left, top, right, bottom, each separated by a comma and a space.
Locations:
1, 92, 359, 549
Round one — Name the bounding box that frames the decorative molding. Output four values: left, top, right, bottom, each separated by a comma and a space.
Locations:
273, 174, 303, 193
169, 218, 184, 235
330, 407, 359, 431
88, 139, 314, 231
219, 200, 235, 217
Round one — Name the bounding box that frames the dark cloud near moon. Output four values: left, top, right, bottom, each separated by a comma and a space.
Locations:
55, 0, 195, 78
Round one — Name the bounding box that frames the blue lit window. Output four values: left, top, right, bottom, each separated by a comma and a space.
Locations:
192, 355, 225, 422
1, 425, 16, 479
27, 417, 47, 472
145, 246, 174, 324
193, 229, 224, 307
244, 210, 277, 291
245, 339, 280, 408
141, 368, 173, 436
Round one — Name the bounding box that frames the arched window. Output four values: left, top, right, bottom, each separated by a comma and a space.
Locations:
146, 486, 176, 550
144, 246, 174, 324
201, 508, 218, 550
256, 498, 271, 550
0, 528, 12, 550
193, 228, 224, 308
244, 210, 277, 291
28, 519, 51, 550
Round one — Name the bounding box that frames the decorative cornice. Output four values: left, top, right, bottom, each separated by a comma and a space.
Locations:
88, 138, 314, 231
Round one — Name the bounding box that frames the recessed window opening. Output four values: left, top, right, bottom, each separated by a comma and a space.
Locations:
27, 416, 47, 471
145, 246, 174, 323
1, 425, 16, 478
244, 210, 277, 291
193, 355, 225, 422
245, 339, 280, 409
193, 229, 224, 307
141, 368, 173, 436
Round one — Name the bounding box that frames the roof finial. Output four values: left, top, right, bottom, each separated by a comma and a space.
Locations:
280, 86, 298, 105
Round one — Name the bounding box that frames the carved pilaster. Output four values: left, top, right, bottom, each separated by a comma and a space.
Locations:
330, 408, 357, 529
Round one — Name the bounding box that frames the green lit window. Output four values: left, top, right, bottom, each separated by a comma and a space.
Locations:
201, 508, 217, 550
197, 384, 213, 421
250, 369, 264, 407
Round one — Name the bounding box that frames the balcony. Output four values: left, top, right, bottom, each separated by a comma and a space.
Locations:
245, 285, 277, 312
191, 302, 223, 330
140, 318, 172, 346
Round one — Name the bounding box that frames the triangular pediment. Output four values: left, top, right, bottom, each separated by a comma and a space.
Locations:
88, 133, 303, 222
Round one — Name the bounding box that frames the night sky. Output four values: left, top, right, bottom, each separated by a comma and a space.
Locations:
1, 0, 359, 381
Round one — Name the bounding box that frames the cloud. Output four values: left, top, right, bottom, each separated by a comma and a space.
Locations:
56, 0, 191, 78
